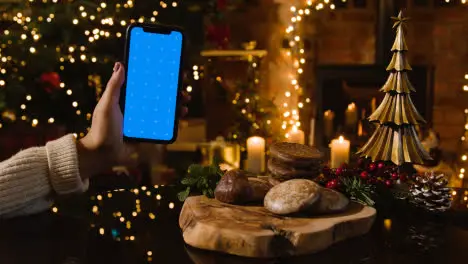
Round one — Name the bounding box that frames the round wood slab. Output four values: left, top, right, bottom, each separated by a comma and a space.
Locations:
179, 196, 376, 258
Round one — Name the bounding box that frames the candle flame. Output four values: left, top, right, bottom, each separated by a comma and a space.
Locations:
338, 136, 344, 143
292, 125, 298, 132
347, 103, 356, 110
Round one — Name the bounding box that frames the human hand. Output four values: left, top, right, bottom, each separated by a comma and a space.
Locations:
77, 62, 190, 179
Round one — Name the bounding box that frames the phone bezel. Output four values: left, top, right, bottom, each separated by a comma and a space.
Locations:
121, 23, 185, 144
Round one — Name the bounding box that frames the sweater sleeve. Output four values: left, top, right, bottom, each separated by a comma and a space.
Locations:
0, 134, 89, 217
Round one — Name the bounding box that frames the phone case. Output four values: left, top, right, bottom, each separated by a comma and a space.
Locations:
120, 23, 185, 144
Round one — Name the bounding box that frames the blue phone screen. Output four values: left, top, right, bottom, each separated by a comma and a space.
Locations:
123, 26, 182, 141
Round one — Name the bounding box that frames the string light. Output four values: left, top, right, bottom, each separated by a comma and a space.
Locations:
281, 1, 332, 137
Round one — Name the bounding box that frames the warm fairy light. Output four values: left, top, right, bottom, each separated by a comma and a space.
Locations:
72, 101, 78, 107
156, 194, 161, 200
52, 207, 58, 213
99, 228, 105, 235
463, 155, 467, 161
383, 219, 392, 231
460, 173, 464, 179
92, 205, 99, 213
97, 194, 103, 200
32, 119, 38, 127
462, 168, 466, 173
29, 47, 36, 53
186, 86, 192, 92
48, 117, 54, 123
452, 190, 457, 196
169, 202, 175, 209
149, 213, 156, 219
66, 89, 72, 95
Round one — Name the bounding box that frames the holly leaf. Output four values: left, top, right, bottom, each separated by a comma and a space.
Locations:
178, 187, 191, 202
181, 176, 199, 186
187, 164, 204, 178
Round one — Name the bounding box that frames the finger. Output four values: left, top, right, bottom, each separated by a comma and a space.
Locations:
101, 62, 125, 105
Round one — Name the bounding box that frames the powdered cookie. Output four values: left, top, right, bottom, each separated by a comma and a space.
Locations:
264, 179, 321, 215
310, 188, 349, 214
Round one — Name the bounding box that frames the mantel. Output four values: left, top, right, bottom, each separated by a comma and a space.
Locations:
200, 50, 267, 58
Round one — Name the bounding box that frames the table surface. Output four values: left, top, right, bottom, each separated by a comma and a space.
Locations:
2, 185, 468, 264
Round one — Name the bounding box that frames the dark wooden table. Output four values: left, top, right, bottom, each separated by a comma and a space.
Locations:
1, 185, 468, 264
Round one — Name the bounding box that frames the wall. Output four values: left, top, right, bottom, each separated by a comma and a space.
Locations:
312, 1, 468, 153
223, 0, 468, 153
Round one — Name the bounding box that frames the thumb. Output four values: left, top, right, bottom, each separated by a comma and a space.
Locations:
102, 62, 125, 105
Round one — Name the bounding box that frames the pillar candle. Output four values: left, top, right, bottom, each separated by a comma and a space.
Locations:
246, 136, 265, 174
288, 126, 305, 144
345, 103, 358, 129
330, 135, 350, 168
323, 110, 335, 139
371, 97, 377, 113
309, 118, 315, 146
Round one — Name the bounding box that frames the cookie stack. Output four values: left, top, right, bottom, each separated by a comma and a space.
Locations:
267, 142, 323, 182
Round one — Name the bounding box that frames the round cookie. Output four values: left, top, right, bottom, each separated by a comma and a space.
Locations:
309, 188, 349, 214
270, 142, 323, 167
247, 177, 274, 202
267, 158, 320, 181
264, 179, 321, 215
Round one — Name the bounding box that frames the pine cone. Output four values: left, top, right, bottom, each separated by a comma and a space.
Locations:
409, 172, 451, 212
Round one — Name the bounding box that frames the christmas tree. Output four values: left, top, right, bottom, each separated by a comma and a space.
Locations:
357, 11, 431, 165
226, 55, 278, 147
0, 0, 204, 136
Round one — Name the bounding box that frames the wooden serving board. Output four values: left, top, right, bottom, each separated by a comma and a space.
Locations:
179, 196, 376, 258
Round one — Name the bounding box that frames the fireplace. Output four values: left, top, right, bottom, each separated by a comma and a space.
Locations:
314, 65, 434, 148
312, 1, 434, 150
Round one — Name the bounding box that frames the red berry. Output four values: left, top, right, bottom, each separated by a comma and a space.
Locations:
360, 171, 369, 180
369, 163, 377, 171
335, 168, 343, 176
357, 158, 365, 168
385, 180, 393, 187
377, 162, 385, 170
391, 173, 399, 180
326, 180, 338, 189
399, 174, 407, 182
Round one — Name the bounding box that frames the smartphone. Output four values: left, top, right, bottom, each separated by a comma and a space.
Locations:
121, 23, 184, 144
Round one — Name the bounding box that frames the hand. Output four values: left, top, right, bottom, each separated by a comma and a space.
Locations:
77, 62, 190, 180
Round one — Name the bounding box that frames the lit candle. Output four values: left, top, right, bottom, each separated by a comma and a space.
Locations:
324, 110, 335, 138
371, 97, 377, 113
330, 135, 350, 168
309, 118, 315, 146
246, 136, 265, 174
287, 126, 305, 144
345, 103, 358, 129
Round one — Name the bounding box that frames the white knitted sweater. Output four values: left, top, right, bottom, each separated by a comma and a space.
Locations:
0, 134, 89, 218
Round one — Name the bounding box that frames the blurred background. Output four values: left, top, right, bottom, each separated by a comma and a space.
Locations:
0, 0, 466, 188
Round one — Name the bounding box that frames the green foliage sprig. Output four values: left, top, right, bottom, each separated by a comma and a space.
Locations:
340, 177, 376, 206
177, 162, 224, 202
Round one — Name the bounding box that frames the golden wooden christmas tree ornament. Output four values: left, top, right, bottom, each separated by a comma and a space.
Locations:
357, 11, 431, 165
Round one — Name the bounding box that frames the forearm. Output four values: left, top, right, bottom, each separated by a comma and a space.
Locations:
0, 135, 89, 217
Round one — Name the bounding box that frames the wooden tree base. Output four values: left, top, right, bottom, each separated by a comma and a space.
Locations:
179, 196, 376, 258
